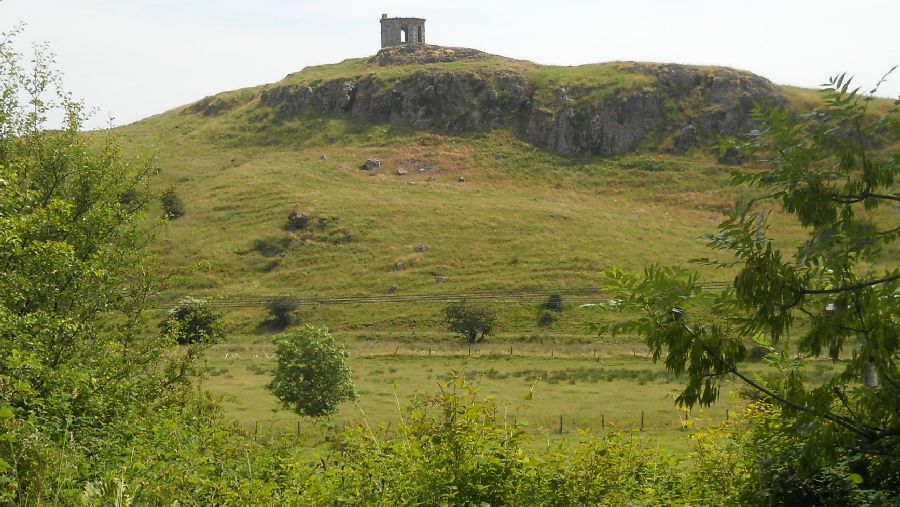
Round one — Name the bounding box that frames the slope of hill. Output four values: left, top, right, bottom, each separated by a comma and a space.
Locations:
115, 45, 891, 338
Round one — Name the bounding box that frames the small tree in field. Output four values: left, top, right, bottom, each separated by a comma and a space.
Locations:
160, 297, 225, 345
268, 325, 355, 418
265, 296, 297, 329
444, 300, 497, 343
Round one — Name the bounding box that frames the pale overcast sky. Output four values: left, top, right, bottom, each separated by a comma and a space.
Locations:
3, 0, 898, 128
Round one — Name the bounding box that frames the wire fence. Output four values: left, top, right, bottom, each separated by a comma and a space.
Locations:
150, 282, 732, 309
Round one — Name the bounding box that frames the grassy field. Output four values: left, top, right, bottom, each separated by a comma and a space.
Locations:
199, 336, 844, 456
109, 50, 897, 463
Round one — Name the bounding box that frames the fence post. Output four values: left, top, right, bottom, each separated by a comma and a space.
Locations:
468, 345, 471, 356
640, 411, 644, 431
428, 346, 431, 357
509, 346, 513, 356
296, 420, 300, 439
559, 414, 564, 434
601, 414, 605, 430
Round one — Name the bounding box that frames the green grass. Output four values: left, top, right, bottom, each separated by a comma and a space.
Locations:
108, 47, 899, 467
201, 339, 842, 455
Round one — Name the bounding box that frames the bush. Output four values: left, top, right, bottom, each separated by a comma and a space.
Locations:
266, 296, 297, 328
160, 186, 185, 219
537, 309, 558, 327
444, 300, 497, 343
543, 293, 564, 312
268, 325, 355, 418
250, 236, 291, 257
160, 297, 225, 345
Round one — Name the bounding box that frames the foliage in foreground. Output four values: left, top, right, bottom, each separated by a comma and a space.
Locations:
0, 26, 216, 502
594, 72, 899, 496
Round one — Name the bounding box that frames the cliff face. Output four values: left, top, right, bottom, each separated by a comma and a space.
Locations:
239, 46, 785, 156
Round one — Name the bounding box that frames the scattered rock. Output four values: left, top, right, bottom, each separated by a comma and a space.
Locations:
393, 262, 408, 271
397, 158, 438, 174
361, 159, 381, 171
415, 244, 428, 253
427, 175, 437, 181
286, 211, 310, 230
388, 284, 398, 293
319, 154, 328, 160
718, 146, 744, 166
317, 216, 331, 228
396, 168, 408, 176
458, 176, 466, 183
435, 276, 447, 283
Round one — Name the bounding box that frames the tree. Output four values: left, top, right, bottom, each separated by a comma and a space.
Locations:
160, 296, 225, 345
594, 73, 899, 488
268, 325, 355, 418
265, 296, 298, 329
444, 300, 497, 343
160, 186, 184, 219
0, 26, 212, 500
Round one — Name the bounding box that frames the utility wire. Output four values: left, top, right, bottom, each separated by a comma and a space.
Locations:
149, 282, 731, 309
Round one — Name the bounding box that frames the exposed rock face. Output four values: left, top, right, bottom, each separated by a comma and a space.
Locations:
525, 89, 663, 155
249, 46, 787, 157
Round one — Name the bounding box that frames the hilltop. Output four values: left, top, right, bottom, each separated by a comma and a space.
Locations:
116, 45, 894, 338
181, 44, 785, 157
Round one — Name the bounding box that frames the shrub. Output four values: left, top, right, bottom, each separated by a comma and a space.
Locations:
160, 186, 185, 219
268, 325, 355, 418
266, 296, 297, 328
250, 236, 291, 257
537, 309, 558, 327
444, 300, 497, 343
543, 293, 563, 311
160, 297, 225, 345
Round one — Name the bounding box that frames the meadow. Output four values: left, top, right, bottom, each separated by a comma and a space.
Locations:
200, 334, 843, 456
112, 61, 897, 464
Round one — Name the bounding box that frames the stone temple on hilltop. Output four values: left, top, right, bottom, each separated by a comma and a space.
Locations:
380, 14, 425, 48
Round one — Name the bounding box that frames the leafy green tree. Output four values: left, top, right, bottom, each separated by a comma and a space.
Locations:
594, 73, 899, 491
0, 26, 212, 501
160, 186, 185, 219
444, 300, 497, 343
268, 325, 355, 418
160, 296, 225, 345
265, 296, 298, 329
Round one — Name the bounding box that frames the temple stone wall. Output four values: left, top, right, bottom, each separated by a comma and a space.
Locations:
380, 14, 426, 48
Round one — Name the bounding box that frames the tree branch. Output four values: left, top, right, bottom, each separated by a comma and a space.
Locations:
799, 273, 900, 295
831, 191, 900, 204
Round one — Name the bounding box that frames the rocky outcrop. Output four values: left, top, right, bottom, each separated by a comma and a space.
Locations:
238, 46, 787, 157
525, 89, 664, 155
369, 44, 492, 66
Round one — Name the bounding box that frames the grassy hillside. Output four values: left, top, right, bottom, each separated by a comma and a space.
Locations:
115, 47, 896, 339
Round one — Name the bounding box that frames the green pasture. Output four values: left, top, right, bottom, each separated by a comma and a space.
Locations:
201, 337, 842, 455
